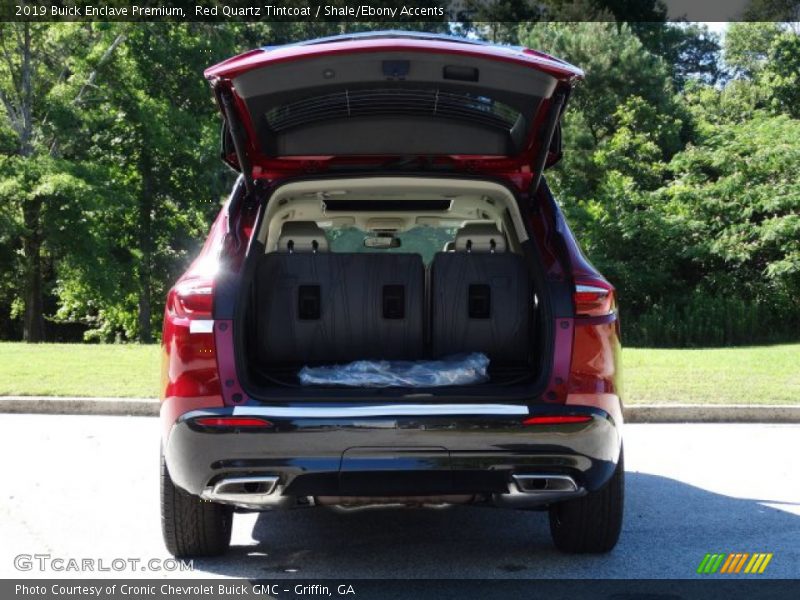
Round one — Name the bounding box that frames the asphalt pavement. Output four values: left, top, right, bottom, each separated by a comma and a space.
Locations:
1, 415, 798, 580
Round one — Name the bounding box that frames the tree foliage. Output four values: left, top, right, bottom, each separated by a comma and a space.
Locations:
0, 20, 799, 348
518, 21, 800, 346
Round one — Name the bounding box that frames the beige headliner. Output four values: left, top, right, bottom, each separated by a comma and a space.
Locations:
257, 177, 528, 252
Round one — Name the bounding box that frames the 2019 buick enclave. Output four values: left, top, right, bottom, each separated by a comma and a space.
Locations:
159, 31, 624, 557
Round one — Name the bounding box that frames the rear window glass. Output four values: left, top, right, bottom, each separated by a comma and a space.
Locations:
327, 226, 457, 265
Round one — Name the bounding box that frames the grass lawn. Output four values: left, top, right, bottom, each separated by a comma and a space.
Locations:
623, 344, 800, 405
0, 342, 160, 398
0, 342, 797, 404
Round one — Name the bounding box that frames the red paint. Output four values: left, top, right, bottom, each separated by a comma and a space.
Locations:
159, 197, 232, 444
214, 319, 246, 407
159, 184, 260, 437
566, 393, 624, 429
161, 280, 220, 405
527, 186, 623, 421
204, 38, 583, 82
159, 395, 224, 441
544, 318, 574, 404
566, 273, 621, 416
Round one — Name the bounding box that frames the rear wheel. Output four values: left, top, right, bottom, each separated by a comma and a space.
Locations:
548, 447, 624, 553
160, 451, 233, 557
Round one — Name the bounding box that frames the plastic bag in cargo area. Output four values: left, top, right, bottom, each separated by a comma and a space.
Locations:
298, 353, 490, 387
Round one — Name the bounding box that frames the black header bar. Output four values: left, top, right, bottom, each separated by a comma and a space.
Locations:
2, 1, 799, 23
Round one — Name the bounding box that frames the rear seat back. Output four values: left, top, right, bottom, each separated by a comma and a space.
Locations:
430, 223, 531, 363
255, 222, 424, 364
275, 220, 330, 253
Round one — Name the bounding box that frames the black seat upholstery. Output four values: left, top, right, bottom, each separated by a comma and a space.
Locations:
255, 222, 425, 364
429, 224, 531, 363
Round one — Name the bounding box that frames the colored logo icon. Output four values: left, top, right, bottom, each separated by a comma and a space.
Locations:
697, 553, 773, 574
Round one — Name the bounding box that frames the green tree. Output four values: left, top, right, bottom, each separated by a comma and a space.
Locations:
0, 23, 125, 341
567, 97, 685, 314
72, 24, 239, 341
723, 22, 783, 78
457, 0, 544, 43
634, 23, 721, 87
761, 32, 800, 118
663, 113, 800, 305
518, 22, 684, 200
455, 0, 669, 44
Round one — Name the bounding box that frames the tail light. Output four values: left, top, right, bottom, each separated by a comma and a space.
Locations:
567, 275, 622, 410
170, 280, 214, 318
194, 416, 273, 429
163, 278, 219, 399
523, 415, 592, 426
574, 281, 615, 317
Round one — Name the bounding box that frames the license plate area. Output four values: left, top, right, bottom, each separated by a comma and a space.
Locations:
338, 446, 452, 495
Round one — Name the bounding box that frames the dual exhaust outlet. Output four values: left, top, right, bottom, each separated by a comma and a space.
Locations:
202, 476, 281, 509
202, 473, 582, 509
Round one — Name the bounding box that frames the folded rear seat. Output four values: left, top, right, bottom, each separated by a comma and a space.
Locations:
430, 223, 531, 363
255, 222, 425, 364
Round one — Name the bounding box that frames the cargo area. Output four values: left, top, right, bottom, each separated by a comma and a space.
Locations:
234, 177, 553, 399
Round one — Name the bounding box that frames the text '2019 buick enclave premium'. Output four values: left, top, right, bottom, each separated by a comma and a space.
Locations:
160, 31, 624, 557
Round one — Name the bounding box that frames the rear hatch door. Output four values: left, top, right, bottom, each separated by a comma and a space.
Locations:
205, 31, 583, 183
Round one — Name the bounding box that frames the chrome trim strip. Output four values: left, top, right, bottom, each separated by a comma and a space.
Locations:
575, 284, 609, 295
230, 404, 528, 418
189, 319, 214, 334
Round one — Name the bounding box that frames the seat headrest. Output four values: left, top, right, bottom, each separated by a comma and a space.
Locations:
454, 223, 507, 253
277, 221, 329, 253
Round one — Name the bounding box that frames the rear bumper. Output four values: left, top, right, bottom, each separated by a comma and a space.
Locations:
163, 403, 621, 509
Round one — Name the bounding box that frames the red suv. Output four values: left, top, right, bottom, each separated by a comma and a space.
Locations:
160, 31, 624, 557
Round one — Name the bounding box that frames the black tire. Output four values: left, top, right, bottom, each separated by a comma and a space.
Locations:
160, 451, 233, 557
548, 446, 624, 554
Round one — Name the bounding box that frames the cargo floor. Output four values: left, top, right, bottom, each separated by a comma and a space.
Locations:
249, 363, 536, 389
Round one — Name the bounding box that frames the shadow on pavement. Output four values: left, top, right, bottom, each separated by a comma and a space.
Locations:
192, 472, 800, 579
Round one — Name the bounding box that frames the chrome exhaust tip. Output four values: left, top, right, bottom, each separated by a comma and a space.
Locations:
493, 474, 583, 508
512, 474, 579, 494
202, 475, 280, 508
